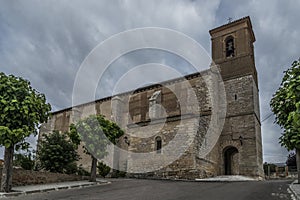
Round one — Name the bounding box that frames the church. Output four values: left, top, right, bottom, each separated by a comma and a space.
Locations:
39, 16, 264, 179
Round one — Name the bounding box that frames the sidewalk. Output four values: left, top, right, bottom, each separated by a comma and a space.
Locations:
290, 180, 300, 200
195, 175, 262, 182
0, 179, 110, 198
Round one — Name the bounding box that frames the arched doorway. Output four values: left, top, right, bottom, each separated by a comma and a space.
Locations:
224, 146, 239, 175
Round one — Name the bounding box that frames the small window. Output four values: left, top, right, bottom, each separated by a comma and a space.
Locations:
155, 136, 162, 154
225, 36, 235, 58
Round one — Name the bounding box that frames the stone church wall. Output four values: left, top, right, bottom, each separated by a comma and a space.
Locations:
39, 71, 220, 179
219, 75, 262, 177
39, 17, 264, 179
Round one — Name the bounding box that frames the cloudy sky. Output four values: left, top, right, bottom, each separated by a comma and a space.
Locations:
0, 0, 299, 163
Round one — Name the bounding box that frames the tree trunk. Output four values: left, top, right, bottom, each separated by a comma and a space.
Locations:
1, 146, 14, 192
297, 148, 300, 184
90, 156, 97, 182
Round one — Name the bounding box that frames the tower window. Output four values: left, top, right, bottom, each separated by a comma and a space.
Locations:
225, 36, 235, 58
155, 136, 162, 154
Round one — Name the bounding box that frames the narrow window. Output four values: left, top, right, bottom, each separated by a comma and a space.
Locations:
226, 36, 235, 58
156, 136, 162, 154
234, 94, 237, 101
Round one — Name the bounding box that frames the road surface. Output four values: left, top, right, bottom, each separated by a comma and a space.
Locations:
11, 179, 293, 200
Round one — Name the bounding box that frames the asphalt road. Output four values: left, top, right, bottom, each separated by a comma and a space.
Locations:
11, 179, 293, 200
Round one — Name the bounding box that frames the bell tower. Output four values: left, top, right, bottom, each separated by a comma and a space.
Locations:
209, 16, 258, 85
210, 17, 263, 178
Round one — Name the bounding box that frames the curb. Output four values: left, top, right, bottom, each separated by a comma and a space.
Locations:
195, 176, 262, 182
126, 176, 261, 183
194, 180, 257, 183
0, 181, 110, 198
290, 181, 299, 200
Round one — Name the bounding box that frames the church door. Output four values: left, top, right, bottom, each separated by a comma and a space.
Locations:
224, 146, 239, 175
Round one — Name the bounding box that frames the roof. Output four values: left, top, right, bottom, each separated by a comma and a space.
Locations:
51, 69, 211, 115
209, 16, 256, 42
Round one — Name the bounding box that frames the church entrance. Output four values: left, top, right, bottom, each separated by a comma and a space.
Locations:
224, 146, 239, 175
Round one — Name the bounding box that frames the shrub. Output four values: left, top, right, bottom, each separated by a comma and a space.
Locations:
77, 165, 90, 176
97, 162, 111, 178
14, 153, 34, 170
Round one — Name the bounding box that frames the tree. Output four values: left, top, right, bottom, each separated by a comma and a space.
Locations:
286, 152, 296, 167
270, 60, 300, 183
71, 115, 124, 182
263, 162, 276, 176
37, 131, 79, 174
0, 72, 51, 192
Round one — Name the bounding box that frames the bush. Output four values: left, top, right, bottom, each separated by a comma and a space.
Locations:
116, 170, 127, 178
111, 169, 127, 178
14, 153, 34, 170
64, 162, 78, 174
77, 166, 91, 176
97, 162, 111, 178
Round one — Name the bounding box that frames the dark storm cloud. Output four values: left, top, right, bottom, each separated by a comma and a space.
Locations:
0, 0, 218, 109
0, 0, 299, 163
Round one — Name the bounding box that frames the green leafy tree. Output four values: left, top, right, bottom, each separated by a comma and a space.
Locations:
71, 114, 124, 182
0, 72, 51, 192
270, 60, 300, 182
37, 131, 79, 174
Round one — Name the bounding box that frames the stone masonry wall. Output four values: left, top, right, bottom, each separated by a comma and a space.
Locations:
39, 72, 214, 178
0, 168, 88, 186
220, 75, 263, 177
39, 71, 263, 179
